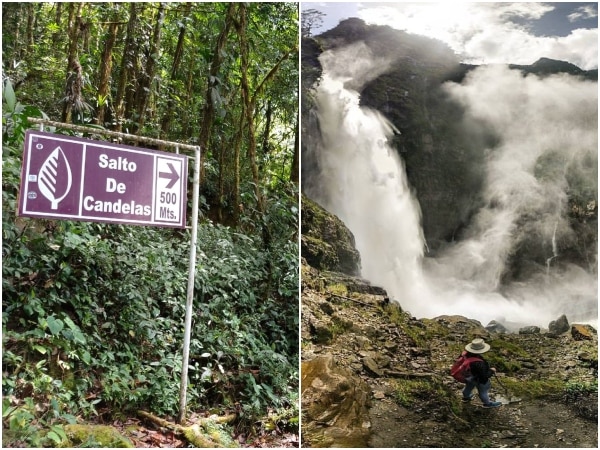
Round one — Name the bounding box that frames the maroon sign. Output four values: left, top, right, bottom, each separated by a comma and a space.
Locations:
18, 131, 188, 228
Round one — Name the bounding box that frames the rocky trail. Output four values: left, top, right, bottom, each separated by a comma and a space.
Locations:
301, 261, 598, 448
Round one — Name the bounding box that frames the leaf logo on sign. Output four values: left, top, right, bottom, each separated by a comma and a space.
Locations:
38, 146, 72, 210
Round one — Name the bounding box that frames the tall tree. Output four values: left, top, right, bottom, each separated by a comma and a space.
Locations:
159, 2, 193, 138
95, 21, 119, 126
133, 2, 165, 134
61, 2, 86, 123
198, 2, 237, 186
113, 2, 138, 132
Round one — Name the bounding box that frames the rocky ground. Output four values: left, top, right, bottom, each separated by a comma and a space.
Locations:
301, 262, 598, 448
300, 195, 597, 448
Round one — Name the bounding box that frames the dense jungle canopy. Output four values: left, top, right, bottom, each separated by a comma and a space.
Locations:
2, 2, 299, 447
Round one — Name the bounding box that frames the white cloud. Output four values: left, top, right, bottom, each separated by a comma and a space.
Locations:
568, 5, 598, 22
356, 2, 598, 69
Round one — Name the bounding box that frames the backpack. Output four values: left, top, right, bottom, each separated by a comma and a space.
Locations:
450, 351, 482, 383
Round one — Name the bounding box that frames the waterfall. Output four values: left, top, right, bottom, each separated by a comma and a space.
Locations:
307, 43, 598, 329
546, 221, 559, 276
309, 43, 427, 302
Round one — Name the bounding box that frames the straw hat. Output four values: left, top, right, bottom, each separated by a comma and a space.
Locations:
465, 338, 490, 354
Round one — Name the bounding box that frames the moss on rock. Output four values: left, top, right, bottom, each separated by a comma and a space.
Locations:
62, 424, 133, 448
301, 195, 361, 275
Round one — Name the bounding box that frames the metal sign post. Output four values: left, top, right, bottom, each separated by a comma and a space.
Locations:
178, 146, 200, 424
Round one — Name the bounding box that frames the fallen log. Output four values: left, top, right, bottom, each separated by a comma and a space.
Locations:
137, 410, 237, 448
383, 370, 435, 378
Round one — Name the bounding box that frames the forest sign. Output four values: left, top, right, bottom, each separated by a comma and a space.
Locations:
18, 130, 188, 228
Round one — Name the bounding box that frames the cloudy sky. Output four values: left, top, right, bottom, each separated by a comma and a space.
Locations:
302, 2, 598, 69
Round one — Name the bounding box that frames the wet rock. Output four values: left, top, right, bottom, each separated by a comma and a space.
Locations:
571, 324, 595, 341
519, 326, 541, 335
549, 314, 570, 335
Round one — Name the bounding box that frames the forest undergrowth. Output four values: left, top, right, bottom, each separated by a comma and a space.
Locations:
2, 85, 299, 447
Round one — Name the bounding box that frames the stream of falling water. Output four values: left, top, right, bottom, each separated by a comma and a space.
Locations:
308, 44, 598, 329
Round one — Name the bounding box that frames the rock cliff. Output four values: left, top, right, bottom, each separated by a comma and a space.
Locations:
301, 18, 597, 279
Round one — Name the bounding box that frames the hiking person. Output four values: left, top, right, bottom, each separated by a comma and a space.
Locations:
453, 338, 502, 408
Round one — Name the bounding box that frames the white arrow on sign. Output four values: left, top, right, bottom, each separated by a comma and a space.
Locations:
159, 162, 180, 189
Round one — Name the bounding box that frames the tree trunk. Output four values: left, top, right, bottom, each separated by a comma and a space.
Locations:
181, 57, 195, 137
61, 2, 84, 123
133, 2, 165, 134
95, 22, 118, 126
160, 2, 192, 137
52, 2, 63, 45
114, 3, 138, 132
198, 2, 237, 186
237, 3, 265, 214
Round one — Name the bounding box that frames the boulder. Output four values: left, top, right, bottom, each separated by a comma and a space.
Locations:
571, 324, 596, 341
302, 355, 372, 447
363, 356, 383, 377
486, 320, 508, 334
63, 424, 133, 448
548, 314, 570, 335
519, 326, 541, 335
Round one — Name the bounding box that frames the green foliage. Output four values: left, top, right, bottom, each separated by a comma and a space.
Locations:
392, 377, 459, 413
499, 377, 564, 399
2, 396, 72, 448
384, 304, 449, 347
564, 380, 598, 400
2, 98, 298, 437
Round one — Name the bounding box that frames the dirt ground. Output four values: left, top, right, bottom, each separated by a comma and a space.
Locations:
367, 394, 598, 448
